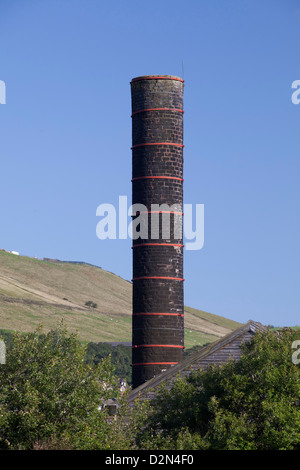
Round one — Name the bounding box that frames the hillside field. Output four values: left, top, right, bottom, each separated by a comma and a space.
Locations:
0, 250, 242, 349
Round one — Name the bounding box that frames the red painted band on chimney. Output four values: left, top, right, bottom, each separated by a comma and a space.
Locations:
132, 176, 184, 182
131, 107, 184, 117
131, 362, 179, 367
140, 211, 183, 215
137, 346, 182, 348
130, 211, 184, 219
131, 142, 184, 149
132, 276, 185, 281
133, 312, 184, 317
131, 76, 184, 83
132, 243, 184, 248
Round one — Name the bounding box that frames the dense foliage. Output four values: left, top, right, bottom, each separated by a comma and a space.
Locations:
86, 342, 132, 385
133, 328, 300, 450
1, 325, 299, 450
0, 329, 132, 385
0, 324, 131, 450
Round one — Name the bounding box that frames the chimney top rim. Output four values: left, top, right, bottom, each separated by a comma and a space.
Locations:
131, 75, 184, 84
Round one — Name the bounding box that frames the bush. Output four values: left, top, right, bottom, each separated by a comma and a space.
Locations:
86, 342, 132, 385
134, 328, 300, 450
85, 301, 98, 309
0, 323, 131, 450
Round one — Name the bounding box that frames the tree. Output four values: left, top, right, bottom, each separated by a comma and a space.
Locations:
134, 328, 300, 450
0, 322, 131, 450
86, 342, 132, 385
85, 301, 98, 309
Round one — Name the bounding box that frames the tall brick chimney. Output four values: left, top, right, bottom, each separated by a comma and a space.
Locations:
130, 75, 184, 389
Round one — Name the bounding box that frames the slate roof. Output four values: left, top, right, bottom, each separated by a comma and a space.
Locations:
128, 319, 267, 404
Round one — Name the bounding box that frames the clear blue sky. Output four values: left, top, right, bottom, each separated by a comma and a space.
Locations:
0, 0, 299, 327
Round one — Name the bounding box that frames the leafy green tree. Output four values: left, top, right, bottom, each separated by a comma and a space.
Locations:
0, 323, 131, 450
86, 342, 132, 385
134, 328, 300, 450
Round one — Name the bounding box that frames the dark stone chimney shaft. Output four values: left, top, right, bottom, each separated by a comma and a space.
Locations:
131, 75, 184, 388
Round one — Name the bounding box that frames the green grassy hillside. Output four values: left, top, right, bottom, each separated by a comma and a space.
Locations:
0, 249, 242, 349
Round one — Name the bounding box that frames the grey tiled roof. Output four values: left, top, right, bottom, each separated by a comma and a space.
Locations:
127, 320, 267, 404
